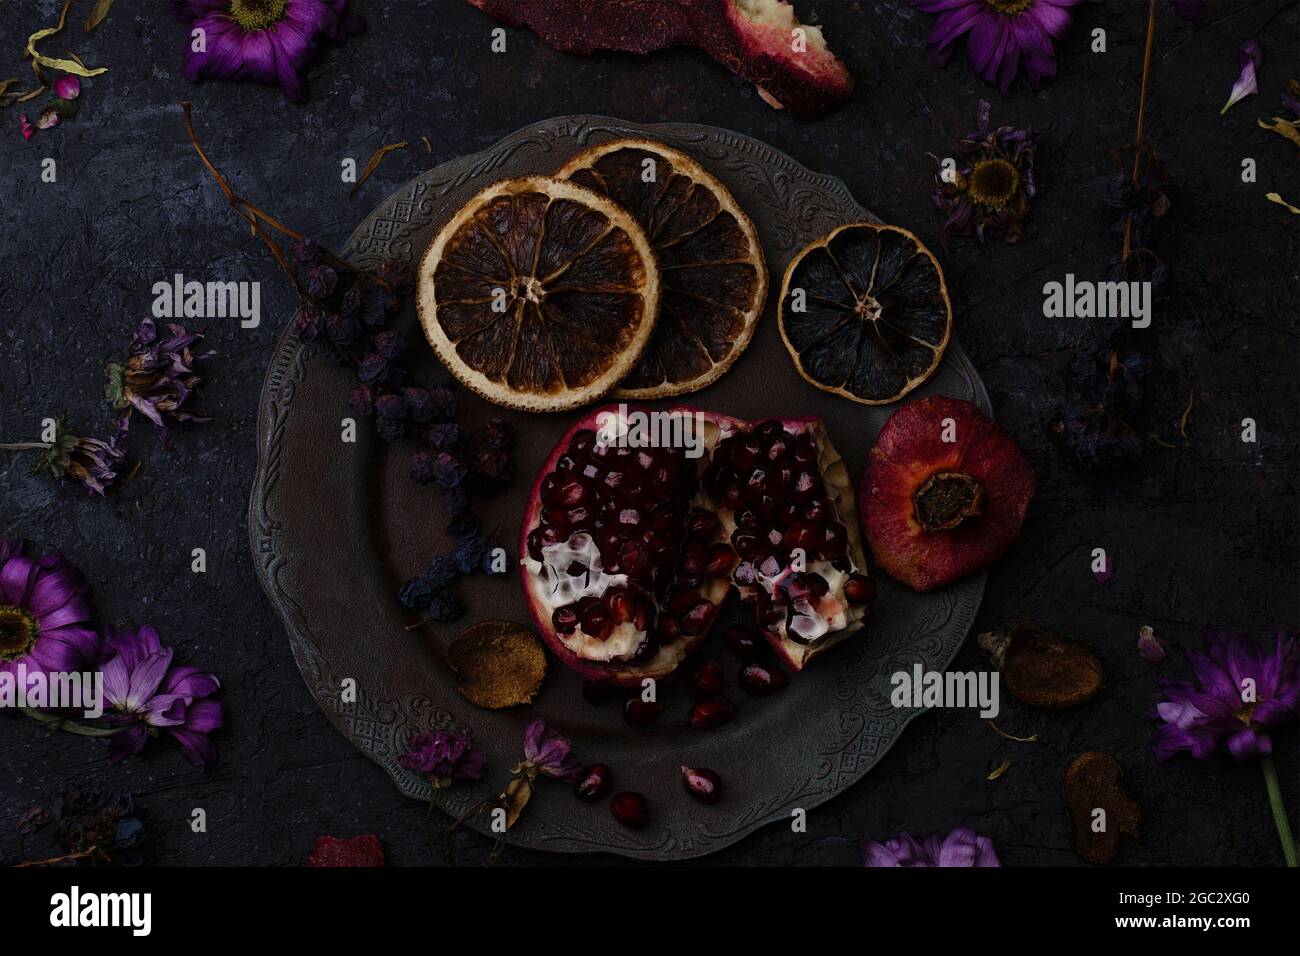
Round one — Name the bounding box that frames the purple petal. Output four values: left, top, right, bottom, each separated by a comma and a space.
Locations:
0, 555, 39, 605
183, 698, 224, 734
1221, 39, 1263, 114
107, 724, 149, 763
171, 727, 218, 769
124, 648, 174, 710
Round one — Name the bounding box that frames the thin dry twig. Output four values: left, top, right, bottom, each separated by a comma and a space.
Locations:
351, 140, 408, 197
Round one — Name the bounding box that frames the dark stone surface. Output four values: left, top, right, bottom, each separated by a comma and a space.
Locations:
1, 0, 1296, 867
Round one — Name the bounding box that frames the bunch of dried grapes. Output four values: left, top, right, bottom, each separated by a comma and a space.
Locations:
1051, 327, 1151, 471
183, 103, 514, 619
1104, 147, 1173, 292
291, 247, 515, 620
9, 787, 145, 867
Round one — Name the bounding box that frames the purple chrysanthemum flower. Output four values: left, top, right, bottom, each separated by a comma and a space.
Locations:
100, 625, 224, 769
107, 319, 214, 441
933, 100, 1036, 243
916, 0, 1082, 94
0, 539, 100, 679
399, 730, 486, 788
864, 826, 1002, 867
171, 0, 365, 102
1153, 629, 1299, 762
518, 718, 580, 782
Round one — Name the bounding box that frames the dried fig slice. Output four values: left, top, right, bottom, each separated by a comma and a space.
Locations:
557, 139, 768, 399
979, 622, 1102, 709
418, 176, 659, 411
1064, 752, 1141, 864
779, 223, 951, 405
448, 620, 547, 709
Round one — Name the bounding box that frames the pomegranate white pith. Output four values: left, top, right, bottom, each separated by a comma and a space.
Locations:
520, 406, 874, 686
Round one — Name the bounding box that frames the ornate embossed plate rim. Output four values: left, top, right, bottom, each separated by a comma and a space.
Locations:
250, 115, 989, 860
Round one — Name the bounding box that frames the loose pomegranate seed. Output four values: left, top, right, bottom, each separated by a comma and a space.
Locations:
574, 764, 613, 801
689, 696, 736, 730
845, 573, 876, 604
624, 696, 664, 727
552, 605, 579, 635
680, 765, 722, 804
610, 791, 649, 829
687, 659, 724, 700
739, 662, 787, 696
723, 624, 762, 659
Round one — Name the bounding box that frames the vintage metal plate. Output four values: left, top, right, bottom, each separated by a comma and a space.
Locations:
250, 115, 989, 860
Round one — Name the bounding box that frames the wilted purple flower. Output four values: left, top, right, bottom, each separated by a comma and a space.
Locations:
518, 719, 580, 781
915, 0, 1082, 94
100, 625, 224, 769
1138, 625, 1168, 664
1221, 39, 1263, 114
864, 826, 1001, 867
21, 423, 126, 496
0, 539, 100, 679
171, 0, 365, 103
399, 730, 486, 788
1153, 628, 1299, 762
107, 319, 213, 441
933, 100, 1036, 243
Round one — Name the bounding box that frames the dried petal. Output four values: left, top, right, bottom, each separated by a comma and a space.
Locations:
1220, 39, 1262, 115
54, 74, 80, 99
1137, 625, 1167, 664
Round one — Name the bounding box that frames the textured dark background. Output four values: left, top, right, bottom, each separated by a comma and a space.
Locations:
1, 0, 1297, 867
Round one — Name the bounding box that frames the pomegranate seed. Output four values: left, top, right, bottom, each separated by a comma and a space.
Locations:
804, 572, 829, 597
680, 600, 715, 635
733, 439, 762, 470
655, 615, 681, 644
526, 528, 545, 561
792, 471, 818, 501
804, 499, 828, 525
570, 430, 596, 458
575, 764, 613, 801
845, 573, 876, 603
680, 765, 722, 804
732, 532, 759, 560
774, 501, 800, 528
723, 624, 762, 659
610, 791, 649, 829
739, 663, 787, 696
605, 587, 633, 622
602, 470, 625, 491
767, 437, 788, 461
705, 543, 735, 576
556, 454, 578, 472
624, 697, 664, 727
689, 696, 736, 730
558, 478, 586, 505
581, 603, 613, 641
732, 561, 758, 586
566, 560, 589, 577
822, 522, 847, 559
687, 659, 724, 700
686, 508, 719, 540
552, 605, 579, 635
667, 587, 701, 616
681, 542, 707, 575
582, 679, 617, 704
566, 505, 591, 527
792, 441, 816, 467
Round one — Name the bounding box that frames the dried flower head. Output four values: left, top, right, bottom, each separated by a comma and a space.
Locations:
933, 101, 1036, 243
398, 729, 486, 789
29, 422, 126, 496
864, 826, 1001, 867
106, 319, 214, 441
1153, 628, 1299, 762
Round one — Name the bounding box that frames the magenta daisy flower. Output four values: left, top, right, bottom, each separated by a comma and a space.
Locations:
0, 539, 100, 679
864, 826, 1001, 867
171, 0, 365, 102
1153, 628, 1298, 762
100, 625, 224, 769
915, 0, 1083, 94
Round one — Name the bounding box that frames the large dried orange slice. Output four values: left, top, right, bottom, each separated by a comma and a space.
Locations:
778, 223, 951, 405
557, 139, 767, 399
418, 176, 659, 412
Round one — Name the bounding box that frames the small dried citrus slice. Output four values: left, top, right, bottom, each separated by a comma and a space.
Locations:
418, 176, 659, 412
557, 139, 768, 399
778, 223, 951, 405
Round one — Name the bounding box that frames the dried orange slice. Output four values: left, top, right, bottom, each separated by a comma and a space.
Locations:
418, 176, 659, 412
557, 139, 767, 399
778, 223, 951, 405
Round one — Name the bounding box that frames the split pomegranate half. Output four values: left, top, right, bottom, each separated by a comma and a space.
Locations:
520, 405, 873, 684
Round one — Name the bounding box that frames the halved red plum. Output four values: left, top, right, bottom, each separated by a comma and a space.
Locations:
519, 405, 873, 684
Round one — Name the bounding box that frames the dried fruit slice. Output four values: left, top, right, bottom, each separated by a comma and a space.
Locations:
779, 223, 951, 405
417, 176, 659, 412
557, 139, 768, 398
861, 396, 1035, 592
